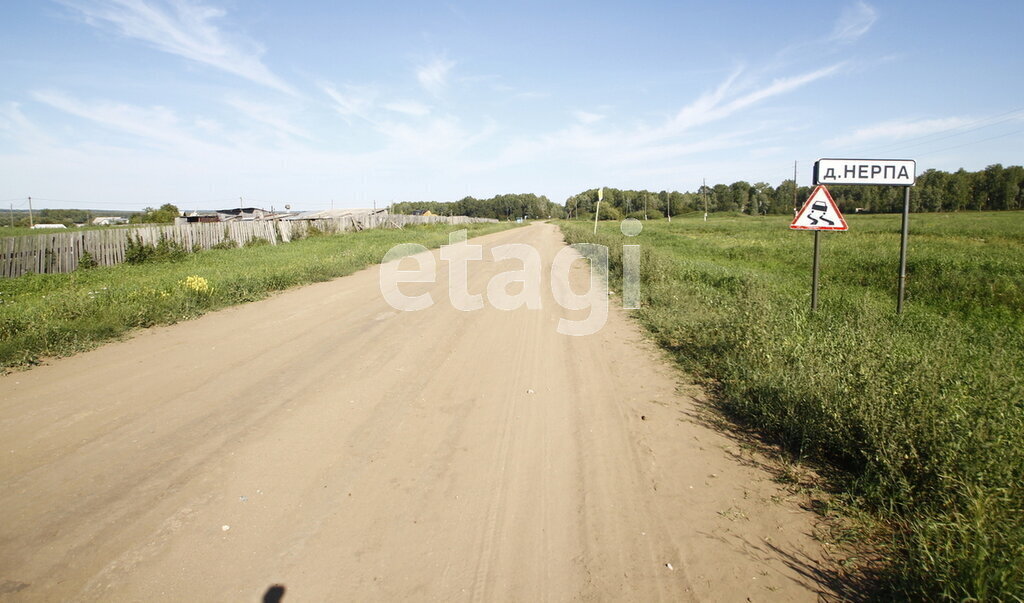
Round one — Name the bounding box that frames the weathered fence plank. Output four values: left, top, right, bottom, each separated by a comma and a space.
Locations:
0, 214, 498, 278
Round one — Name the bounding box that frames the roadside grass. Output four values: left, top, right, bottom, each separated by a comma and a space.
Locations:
0, 224, 138, 237
0, 222, 516, 370
559, 211, 1024, 600
0, 226, 46, 237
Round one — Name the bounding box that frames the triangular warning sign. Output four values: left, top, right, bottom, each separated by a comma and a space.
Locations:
790, 185, 848, 231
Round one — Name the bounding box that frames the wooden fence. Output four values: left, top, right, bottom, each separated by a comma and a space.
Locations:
0, 214, 497, 278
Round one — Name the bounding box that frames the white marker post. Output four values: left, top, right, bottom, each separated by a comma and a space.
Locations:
702, 178, 708, 222
593, 187, 603, 234
813, 158, 916, 312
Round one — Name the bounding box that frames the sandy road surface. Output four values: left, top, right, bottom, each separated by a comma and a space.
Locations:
0, 223, 837, 601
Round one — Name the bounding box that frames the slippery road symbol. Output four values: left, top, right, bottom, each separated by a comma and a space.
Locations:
807, 201, 834, 226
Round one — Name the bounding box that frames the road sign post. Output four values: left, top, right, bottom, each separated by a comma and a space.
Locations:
812, 158, 916, 313
791, 185, 847, 311
811, 230, 821, 311
897, 185, 911, 313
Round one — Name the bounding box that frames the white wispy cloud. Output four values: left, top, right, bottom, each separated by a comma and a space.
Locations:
222, 97, 309, 140
319, 78, 492, 157
375, 115, 495, 155
57, 0, 294, 94
383, 100, 431, 117
646, 63, 843, 144
321, 83, 377, 122
831, 1, 877, 42
485, 62, 843, 174
573, 110, 606, 125
32, 89, 217, 149
416, 57, 455, 96
719, 64, 844, 114
826, 116, 975, 147
0, 102, 56, 148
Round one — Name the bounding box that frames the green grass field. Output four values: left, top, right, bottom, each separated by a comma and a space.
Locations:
0, 224, 139, 237
0, 226, 50, 237
560, 212, 1023, 600
0, 221, 516, 370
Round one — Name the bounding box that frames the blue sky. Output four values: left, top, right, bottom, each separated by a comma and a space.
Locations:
1, 1, 1022, 211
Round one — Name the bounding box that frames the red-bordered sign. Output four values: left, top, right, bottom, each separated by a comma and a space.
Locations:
790, 185, 848, 231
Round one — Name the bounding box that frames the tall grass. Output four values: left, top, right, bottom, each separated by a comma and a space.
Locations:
560, 212, 1024, 599
0, 222, 515, 369
0, 224, 138, 237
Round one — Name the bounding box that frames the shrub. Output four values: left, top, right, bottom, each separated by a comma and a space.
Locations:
124, 234, 152, 264
596, 205, 623, 221
626, 210, 664, 220
124, 234, 188, 264
77, 251, 97, 270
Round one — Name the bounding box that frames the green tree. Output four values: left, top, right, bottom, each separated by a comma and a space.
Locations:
730, 181, 752, 213
773, 180, 797, 215
132, 203, 180, 224
751, 182, 772, 215
947, 169, 972, 211
711, 184, 731, 211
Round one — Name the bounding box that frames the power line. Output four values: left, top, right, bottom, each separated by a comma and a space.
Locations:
915, 127, 1024, 158
867, 112, 1024, 155
29, 197, 139, 206
791, 127, 1023, 180
836, 107, 1024, 156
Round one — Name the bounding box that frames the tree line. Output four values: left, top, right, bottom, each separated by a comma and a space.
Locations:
564, 182, 798, 219
0, 208, 138, 228
564, 164, 1024, 218
5, 164, 1020, 228
391, 193, 566, 220
1, 204, 190, 228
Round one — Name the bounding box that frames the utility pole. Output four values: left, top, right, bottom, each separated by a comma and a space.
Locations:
667, 192, 671, 223
793, 161, 798, 215
28, 196, 34, 228
9, 203, 14, 228
702, 179, 708, 222
644, 193, 648, 220
239, 196, 243, 210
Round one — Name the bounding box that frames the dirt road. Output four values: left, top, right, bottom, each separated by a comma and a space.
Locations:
0, 223, 837, 601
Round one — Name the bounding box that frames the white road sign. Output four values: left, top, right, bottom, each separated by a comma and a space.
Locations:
790, 185, 848, 231
814, 158, 916, 186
